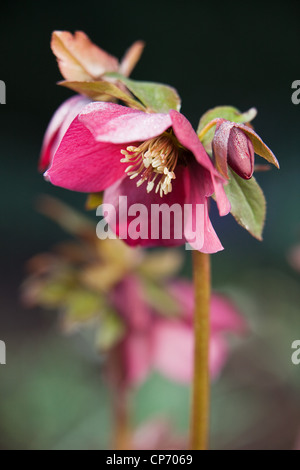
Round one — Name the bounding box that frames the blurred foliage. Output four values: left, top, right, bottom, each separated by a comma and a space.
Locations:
1, 265, 300, 449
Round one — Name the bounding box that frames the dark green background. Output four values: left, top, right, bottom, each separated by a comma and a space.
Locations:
0, 0, 299, 449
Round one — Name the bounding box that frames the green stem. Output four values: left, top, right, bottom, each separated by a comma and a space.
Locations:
189, 251, 211, 450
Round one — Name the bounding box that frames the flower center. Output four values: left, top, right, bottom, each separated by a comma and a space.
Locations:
120, 131, 180, 197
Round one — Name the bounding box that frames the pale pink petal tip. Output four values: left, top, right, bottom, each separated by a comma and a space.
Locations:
43, 170, 51, 182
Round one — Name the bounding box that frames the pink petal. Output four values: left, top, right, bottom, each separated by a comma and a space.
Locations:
39, 95, 90, 171
170, 110, 230, 217
123, 333, 152, 386
79, 102, 172, 144
211, 294, 246, 333
209, 334, 229, 379
103, 165, 187, 248
212, 120, 234, 179
212, 175, 231, 216
45, 115, 127, 192
152, 320, 230, 382
51, 31, 119, 81
227, 127, 254, 179
167, 281, 195, 320
112, 276, 151, 331
183, 163, 224, 253
152, 320, 194, 384
170, 110, 214, 170
167, 284, 246, 333
119, 40, 145, 77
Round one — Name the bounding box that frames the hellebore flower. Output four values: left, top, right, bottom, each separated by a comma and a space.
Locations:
115, 278, 246, 385
212, 119, 279, 180
45, 102, 231, 253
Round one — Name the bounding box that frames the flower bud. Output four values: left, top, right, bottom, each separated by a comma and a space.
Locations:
227, 127, 254, 179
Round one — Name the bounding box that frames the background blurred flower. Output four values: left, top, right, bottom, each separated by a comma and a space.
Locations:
109, 277, 246, 386
287, 243, 300, 273
22, 196, 246, 388
151, 281, 246, 383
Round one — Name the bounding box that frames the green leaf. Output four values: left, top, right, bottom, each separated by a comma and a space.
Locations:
64, 289, 104, 322
225, 169, 266, 240
240, 125, 280, 169
138, 250, 183, 280
106, 73, 181, 113
38, 278, 73, 308
59, 80, 145, 110
197, 106, 257, 151
37, 195, 94, 237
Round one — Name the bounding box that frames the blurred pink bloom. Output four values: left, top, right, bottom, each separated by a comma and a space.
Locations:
212, 119, 279, 180
114, 278, 246, 386
45, 102, 231, 253
288, 245, 300, 273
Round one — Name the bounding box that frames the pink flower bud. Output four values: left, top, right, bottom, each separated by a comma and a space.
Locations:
212, 119, 279, 181
227, 127, 254, 179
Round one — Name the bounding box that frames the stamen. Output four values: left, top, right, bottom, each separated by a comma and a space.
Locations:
120, 132, 179, 197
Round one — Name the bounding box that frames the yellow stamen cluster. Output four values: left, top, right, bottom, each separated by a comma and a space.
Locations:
120, 133, 179, 197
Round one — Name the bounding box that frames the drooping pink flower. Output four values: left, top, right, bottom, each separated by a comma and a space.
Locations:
115, 278, 246, 386
45, 102, 231, 253
212, 119, 279, 180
